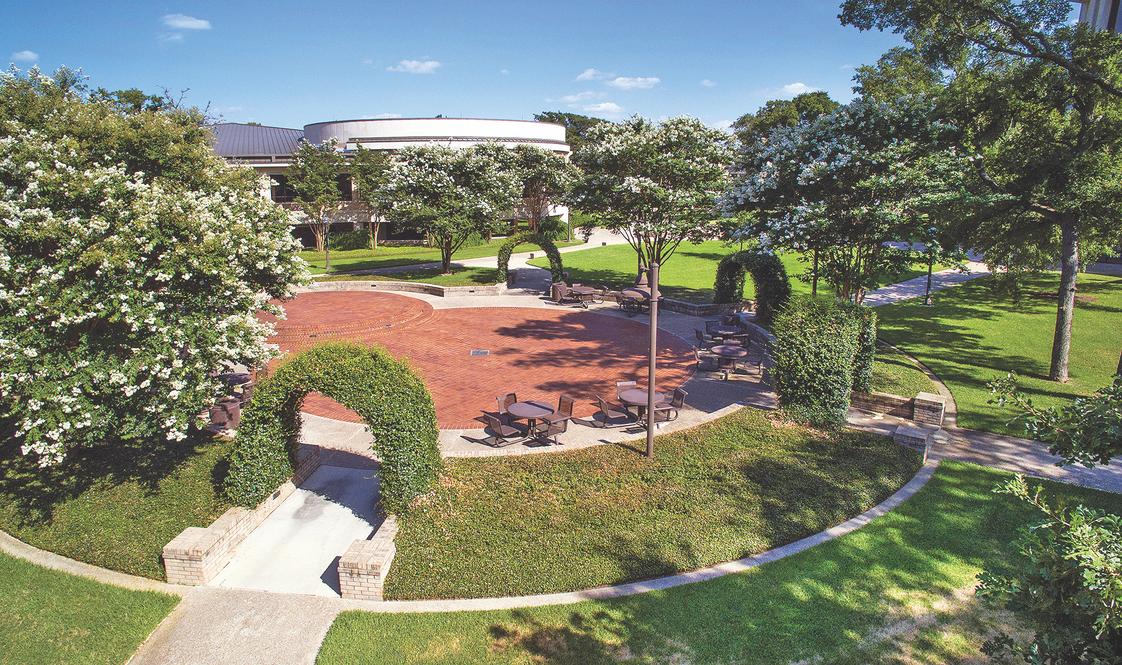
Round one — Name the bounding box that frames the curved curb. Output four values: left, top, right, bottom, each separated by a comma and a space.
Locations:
0, 529, 186, 596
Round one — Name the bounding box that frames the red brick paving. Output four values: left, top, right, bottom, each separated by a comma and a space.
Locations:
265, 291, 695, 430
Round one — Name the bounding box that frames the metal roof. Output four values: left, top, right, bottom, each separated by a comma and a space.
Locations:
209, 123, 304, 158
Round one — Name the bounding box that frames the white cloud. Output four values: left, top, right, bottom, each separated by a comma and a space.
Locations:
778, 82, 818, 97
158, 32, 184, 43
557, 91, 600, 104
700, 79, 716, 88
387, 59, 442, 74
583, 102, 623, 114
161, 14, 211, 30
10, 50, 38, 62
500, 68, 510, 75
366, 113, 402, 119
607, 76, 660, 90
840, 64, 856, 71
576, 68, 613, 81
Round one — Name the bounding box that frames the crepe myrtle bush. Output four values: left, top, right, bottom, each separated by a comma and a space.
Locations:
772, 297, 861, 427
224, 343, 441, 514
0, 69, 308, 466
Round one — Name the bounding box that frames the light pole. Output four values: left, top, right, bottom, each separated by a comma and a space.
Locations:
645, 261, 660, 458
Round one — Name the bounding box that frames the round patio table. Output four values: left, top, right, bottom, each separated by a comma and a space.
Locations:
711, 345, 748, 381
712, 326, 742, 337
570, 285, 599, 308
618, 388, 668, 421
507, 400, 555, 428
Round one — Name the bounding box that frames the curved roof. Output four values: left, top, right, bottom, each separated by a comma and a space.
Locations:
209, 123, 304, 158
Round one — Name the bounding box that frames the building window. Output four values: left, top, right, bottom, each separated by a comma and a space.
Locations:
270, 174, 297, 203
337, 174, 353, 202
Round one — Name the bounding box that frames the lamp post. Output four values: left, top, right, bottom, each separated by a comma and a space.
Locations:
645, 261, 660, 458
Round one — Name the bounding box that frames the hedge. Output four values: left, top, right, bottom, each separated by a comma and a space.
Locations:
842, 302, 878, 394
713, 250, 792, 325
495, 232, 564, 284
772, 297, 861, 427
224, 342, 441, 514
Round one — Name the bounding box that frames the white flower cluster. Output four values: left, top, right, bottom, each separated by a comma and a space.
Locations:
0, 122, 308, 464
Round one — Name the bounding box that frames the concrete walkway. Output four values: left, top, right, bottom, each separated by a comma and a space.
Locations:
862, 261, 990, 307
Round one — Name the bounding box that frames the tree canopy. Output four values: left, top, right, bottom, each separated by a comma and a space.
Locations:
286, 138, 346, 260
731, 91, 840, 144
500, 144, 581, 233
534, 111, 608, 155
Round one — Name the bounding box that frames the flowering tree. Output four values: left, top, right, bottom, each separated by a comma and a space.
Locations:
381, 144, 521, 274
571, 116, 732, 275
0, 68, 307, 465
287, 138, 346, 267
502, 144, 580, 234
349, 146, 391, 251
727, 96, 968, 303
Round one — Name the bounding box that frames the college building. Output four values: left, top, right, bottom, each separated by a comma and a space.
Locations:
209, 117, 571, 246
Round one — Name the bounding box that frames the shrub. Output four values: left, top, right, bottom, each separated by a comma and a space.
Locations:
977, 476, 1122, 662
327, 230, 371, 251
224, 343, 441, 514
841, 303, 878, 393
496, 232, 565, 284
772, 297, 860, 426
713, 249, 792, 325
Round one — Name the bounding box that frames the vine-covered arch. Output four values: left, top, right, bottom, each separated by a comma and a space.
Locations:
713, 250, 792, 325
224, 342, 441, 514
496, 232, 565, 283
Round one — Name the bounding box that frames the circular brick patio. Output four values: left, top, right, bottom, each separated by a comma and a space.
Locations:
266, 291, 695, 429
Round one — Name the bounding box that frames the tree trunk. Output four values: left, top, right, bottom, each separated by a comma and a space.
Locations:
1116, 349, 1121, 377
368, 216, 380, 253
323, 217, 331, 272
1049, 216, 1080, 382
441, 242, 453, 275
311, 225, 325, 253
924, 256, 934, 305
811, 248, 819, 297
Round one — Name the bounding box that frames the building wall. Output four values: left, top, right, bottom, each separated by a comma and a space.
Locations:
303, 117, 570, 155
1078, 0, 1121, 32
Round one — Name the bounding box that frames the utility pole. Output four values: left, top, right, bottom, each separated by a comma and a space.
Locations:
645, 262, 660, 458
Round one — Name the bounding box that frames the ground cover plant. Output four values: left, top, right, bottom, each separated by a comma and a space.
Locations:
300, 238, 582, 276
0, 552, 177, 664
384, 407, 920, 599
877, 273, 1122, 434
0, 432, 233, 579
318, 462, 1122, 664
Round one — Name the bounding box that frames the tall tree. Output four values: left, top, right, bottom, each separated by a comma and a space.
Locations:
731, 91, 840, 144
501, 144, 581, 234
286, 138, 346, 268
571, 116, 732, 275
534, 111, 607, 155
853, 47, 948, 101
382, 144, 521, 274
841, 0, 1122, 382
349, 146, 392, 251
728, 96, 968, 304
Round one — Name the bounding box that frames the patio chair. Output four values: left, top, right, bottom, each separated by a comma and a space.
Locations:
496, 392, 518, 422
694, 347, 719, 372
616, 380, 639, 416
704, 320, 722, 336
650, 387, 688, 424
544, 394, 575, 425
533, 417, 569, 446
695, 329, 716, 349
482, 413, 526, 448
594, 395, 635, 428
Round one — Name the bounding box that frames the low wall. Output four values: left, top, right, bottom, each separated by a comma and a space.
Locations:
338, 515, 399, 601
303, 280, 507, 298
162, 446, 322, 586
852, 391, 915, 419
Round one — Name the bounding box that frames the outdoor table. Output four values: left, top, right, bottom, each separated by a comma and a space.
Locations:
570, 285, 598, 307
618, 388, 669, 421
711, 345, 749, 380
506, 400, 556, 433
712, 326, 742, 338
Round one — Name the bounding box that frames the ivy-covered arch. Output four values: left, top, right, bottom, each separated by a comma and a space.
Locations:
223, 342, 441, 514
496, 232, 565, 284
713, 250, 792, 325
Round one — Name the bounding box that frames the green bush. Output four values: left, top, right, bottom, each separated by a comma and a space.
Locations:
842, 302, 878, 393
772, 297, 860, 426
224, 342, 441, 514
713, 249, 792, 325
496, 232, 565, 283
328, 229, 372, 251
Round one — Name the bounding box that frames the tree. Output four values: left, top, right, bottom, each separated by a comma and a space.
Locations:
534, 111, 607, 155
349, 146, 392, 251
731, 91, 840, 144
571, 116, 733, 275
0, 67, 307, 465
841, 0, 1122, 382
502, 144, 581, 234
381, 144, 521, 274
286, 138, 346, 267
853, 47, 947, 102
917, 225, 968, 305
728, 96, 968, 303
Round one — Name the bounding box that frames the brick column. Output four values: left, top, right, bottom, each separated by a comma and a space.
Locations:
338, 515, 399, 601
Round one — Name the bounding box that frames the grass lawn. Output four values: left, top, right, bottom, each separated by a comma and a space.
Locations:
530, 241, 936, 303
318, 461, 1122, 664
301, 238, 583, 276
877, 273, 1122, 434
385, 407, 921, 600
0, 432, 234, 579
314, 266, 500, 287
870, 343, 939, 397
0, 552, 177, 664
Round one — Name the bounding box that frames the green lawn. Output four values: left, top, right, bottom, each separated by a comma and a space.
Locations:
0, 552, 177, 664
385, 407, 921, 600
870, 344, 939, 397
301, 238, 583, 276
0, 432, 234, 579
530, 241, 935, 303
318, 461, 1122, 664
314, 266, 500, 287
877, 273, 1122, 434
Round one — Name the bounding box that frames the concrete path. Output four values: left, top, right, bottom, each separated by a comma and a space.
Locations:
862, 261, 990, 307
209, 466, 381, 596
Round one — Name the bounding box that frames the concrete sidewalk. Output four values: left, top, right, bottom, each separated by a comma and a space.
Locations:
863, 261, 990, 307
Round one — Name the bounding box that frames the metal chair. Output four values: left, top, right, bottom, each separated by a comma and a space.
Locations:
694, 347, 719, 372
593, 395, 635, 428
496, 393, 518, 422
651, 388, 688, 424
482, 413, 526, 447
533, 417, 569, 446
545, 394, 575, 425
695, 329, 715, 349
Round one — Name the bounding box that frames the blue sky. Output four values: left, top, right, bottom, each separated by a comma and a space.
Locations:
3, 1, 909, 130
